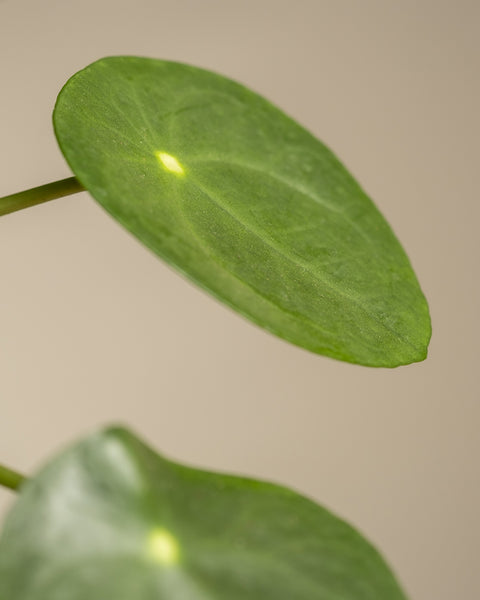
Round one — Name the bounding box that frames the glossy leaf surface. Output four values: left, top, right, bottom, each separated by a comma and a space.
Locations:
53, 56, 430, 366
0, 427, 407, 599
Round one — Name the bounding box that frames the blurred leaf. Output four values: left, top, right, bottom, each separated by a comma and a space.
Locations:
0, 427, 407, 599
53, 56, 430, 366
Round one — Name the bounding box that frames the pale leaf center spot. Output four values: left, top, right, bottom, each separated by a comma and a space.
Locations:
147, 528, 180, 565
156, 151, 185, 175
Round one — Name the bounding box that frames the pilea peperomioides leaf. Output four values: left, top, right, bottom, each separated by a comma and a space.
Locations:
53, 56, 430, 367
0, 427, 407, 599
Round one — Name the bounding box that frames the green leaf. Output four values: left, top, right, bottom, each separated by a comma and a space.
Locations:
53, 56, 430, 367
0, 427, 407, 599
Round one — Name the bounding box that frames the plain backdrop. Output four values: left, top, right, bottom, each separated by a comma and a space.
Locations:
0, 1, 478, 598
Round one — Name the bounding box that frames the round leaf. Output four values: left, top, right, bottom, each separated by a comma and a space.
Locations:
0, 427, 407, 599
53, 56, 431, 366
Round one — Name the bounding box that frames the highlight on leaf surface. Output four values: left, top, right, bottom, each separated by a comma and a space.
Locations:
0, 427, 408, 599
53, 56, 431, 367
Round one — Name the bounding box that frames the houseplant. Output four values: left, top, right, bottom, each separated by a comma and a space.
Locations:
0, 56, 430, 598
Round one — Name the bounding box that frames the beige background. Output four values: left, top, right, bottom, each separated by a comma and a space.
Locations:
0, 0, 478, 598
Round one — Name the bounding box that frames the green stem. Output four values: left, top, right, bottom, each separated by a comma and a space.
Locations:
0, 177, 85, 217
0, 463, 26, 492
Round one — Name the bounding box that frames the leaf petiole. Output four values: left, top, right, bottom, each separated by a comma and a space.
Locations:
0, 463, 26, 492
0, 177, 85, 217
